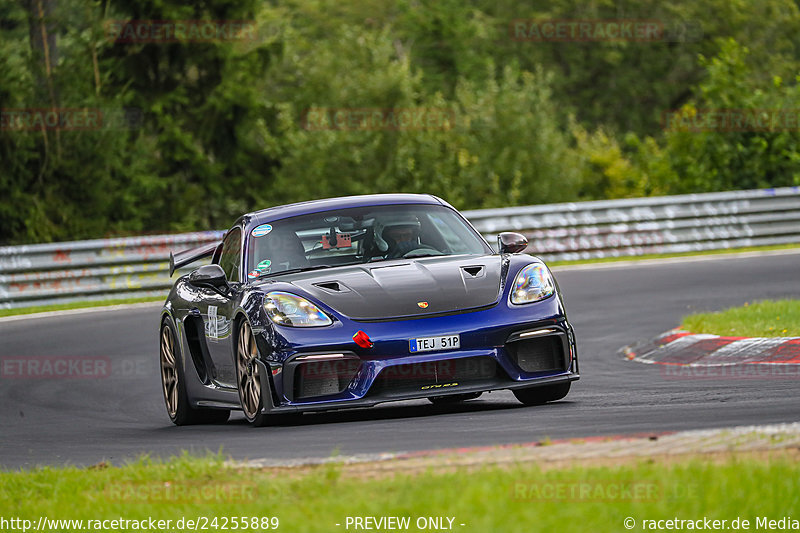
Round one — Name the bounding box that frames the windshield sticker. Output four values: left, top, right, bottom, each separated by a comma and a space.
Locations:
251, 224, 272, 237
256, 259, 272, 272
247, 269, 261, 280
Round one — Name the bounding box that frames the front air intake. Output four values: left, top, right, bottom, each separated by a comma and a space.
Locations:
293, 358, 361, 399
507, 335, 567, 373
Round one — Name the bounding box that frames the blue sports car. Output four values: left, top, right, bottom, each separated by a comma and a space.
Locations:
159, 194, 579, 426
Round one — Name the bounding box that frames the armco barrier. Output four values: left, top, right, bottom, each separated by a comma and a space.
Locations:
0, 232, 224, 309
463, 186, 800, 261
1, 187, 799, 309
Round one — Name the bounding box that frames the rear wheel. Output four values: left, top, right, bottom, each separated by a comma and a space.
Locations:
236, 320, 270, 427
512, 382, 571, 406
160, 320, 230, 425
428, 392, 482, 405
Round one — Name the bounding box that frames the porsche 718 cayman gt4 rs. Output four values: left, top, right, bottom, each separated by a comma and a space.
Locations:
159, 194, 578, 426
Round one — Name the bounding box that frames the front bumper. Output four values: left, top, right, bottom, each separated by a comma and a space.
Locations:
255, 295, 579, 413
256, 365, 578, 414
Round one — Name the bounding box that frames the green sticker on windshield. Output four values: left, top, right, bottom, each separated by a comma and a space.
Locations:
256, 259, 272, 272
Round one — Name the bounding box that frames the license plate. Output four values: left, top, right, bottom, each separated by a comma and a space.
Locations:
409, 335, 460, 353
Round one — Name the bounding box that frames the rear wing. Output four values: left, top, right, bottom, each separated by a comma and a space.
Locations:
169, 242, 220, 277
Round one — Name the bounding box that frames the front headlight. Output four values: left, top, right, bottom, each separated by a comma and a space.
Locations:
264, 292, 333, 327
510, 263, 555, 305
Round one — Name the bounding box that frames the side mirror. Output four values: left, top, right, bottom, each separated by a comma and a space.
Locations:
188, 264, 229, 292
498, 232, 528, 254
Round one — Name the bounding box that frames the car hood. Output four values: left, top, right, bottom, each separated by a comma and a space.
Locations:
285, 255, 504, 320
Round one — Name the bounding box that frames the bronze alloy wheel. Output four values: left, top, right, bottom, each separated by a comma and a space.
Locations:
236, 321, 264, 423
160, 323, 179, 418
159, 319, 230, 425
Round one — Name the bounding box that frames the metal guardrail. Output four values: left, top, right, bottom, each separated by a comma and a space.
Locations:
465, 186, 800, 260
1, 187, 799, 309
0, 232, 224, 309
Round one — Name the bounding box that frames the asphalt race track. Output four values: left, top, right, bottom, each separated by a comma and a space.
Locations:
2, 252, 799, 469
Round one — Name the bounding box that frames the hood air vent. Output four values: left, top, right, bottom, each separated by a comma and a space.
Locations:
462, 266, 484, 278
313, 281, 352, 293
314, 281, 341, 292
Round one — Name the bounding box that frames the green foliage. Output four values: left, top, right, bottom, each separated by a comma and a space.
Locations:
571, 124, 655, 200
469, 0, 800, 134
2, 0, 800, 244
658, 39, 800, 194
268, 50, 577, 208
0, 0, 157, 243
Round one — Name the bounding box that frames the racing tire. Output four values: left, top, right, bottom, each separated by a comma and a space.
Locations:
235, 320, 271, 427
512, 382, 571, 406
428, 392, 482, 405
160, 319, 231, 426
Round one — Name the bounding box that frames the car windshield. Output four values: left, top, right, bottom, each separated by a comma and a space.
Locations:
245, 204, 491, 278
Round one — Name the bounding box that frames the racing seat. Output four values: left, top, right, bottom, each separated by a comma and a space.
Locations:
257, 230, 310, 273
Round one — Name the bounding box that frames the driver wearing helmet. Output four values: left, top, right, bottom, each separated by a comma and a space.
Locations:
374, 216, 423, 259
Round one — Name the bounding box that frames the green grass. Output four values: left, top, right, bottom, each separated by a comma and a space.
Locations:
547, 243, 800, 267
682, 299, 800, 337
0, 296, 163, 318
1, 454, 798, 532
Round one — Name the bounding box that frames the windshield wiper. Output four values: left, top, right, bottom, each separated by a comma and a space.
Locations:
403, 252, 444, 259
263, 260, 370, 277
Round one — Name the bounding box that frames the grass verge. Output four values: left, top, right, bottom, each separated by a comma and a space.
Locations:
0, 296, 163, 318
682, 299, 800, 337
1, 453, 798, 532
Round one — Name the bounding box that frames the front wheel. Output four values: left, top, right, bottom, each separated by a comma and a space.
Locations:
160, 320, 230, 425
236, 320, 270, 427
512, 382, 571, 406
